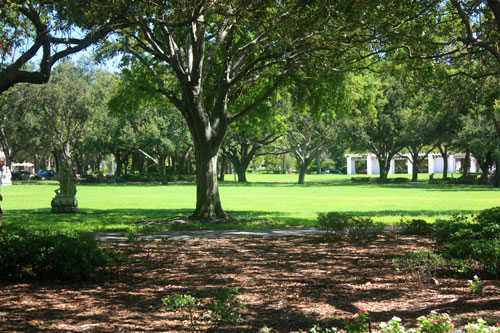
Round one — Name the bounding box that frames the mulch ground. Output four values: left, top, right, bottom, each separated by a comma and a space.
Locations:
0, 234, 499, 332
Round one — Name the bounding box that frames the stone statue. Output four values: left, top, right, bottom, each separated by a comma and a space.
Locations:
51, 162, 78, 213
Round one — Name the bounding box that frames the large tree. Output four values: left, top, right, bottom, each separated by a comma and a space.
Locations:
106, 0, 426, 219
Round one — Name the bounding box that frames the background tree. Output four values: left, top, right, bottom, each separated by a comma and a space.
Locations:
0, 82, 42, 167
285, 111, 337, 184
35, 60, 107, 211
222, 97, 285, 183
344, 74, 408, 182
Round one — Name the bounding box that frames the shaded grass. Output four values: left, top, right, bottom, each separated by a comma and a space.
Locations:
2, 175, 499, 233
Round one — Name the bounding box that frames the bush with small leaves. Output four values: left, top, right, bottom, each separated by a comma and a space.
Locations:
392, 249, 447, 281
0, 230, 123, 282
317, 212, 383, 239
399, 218, 432, 235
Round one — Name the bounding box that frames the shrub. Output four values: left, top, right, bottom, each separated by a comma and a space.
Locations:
391, 177, 410, 184
465, 318, 500, 332
417, 311, 454, 333
399, 218, 432, 235
0, 230, 123, 282
431, 208, 500, 277
475, 207, 500, 235
433, 215, 474, 243
351, 177, 370, 183
378, 316, 405, 333
204, 287, 246, 327
344, 309, 370, 333
317, 212, 383, 239
392, 249, 447, 281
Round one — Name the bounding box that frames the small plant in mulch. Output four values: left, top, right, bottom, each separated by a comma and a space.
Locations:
468, 275, 484, 296
162, 287, 246, 331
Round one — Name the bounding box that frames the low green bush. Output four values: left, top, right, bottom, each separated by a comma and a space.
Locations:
0, 230, 123, 282
391, 177, 410, 184
317, 212, 383, 239
397, 207, 500, 278
351, 177, 370, 183
433, 215, 475, 243
399, 218, 432, 235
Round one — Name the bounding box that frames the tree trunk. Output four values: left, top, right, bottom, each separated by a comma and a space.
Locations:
317, 152, 321, 174
462, 150, 470, 177
114, 151, 124, 177
236, 164, 247, 182
218, 154, 226, 181
411, 160, 419, 182
159, 155, 169, 185
438, 145, 449, 180
494, 156, 500, 188
376, 154, 391, 183
298, 164, 306, 184
192, 145, 227, 219
410, 150, 419, 182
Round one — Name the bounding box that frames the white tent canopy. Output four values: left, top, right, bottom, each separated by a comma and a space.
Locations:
12, 162, 34, 168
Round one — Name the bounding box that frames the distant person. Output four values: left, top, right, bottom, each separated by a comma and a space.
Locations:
0, 156, 5, 229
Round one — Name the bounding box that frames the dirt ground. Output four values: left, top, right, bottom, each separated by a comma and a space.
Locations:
0, 234, 499, 332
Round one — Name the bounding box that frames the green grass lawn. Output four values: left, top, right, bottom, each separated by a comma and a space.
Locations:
2, 173, 499, 233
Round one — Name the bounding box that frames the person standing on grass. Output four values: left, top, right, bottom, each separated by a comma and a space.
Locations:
0, 155, 4, 229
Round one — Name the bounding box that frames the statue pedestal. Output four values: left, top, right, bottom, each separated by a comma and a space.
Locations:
51, 195, 78, 213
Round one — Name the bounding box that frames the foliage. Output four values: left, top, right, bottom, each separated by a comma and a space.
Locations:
351, 177, 371, 183
317, 212, 383, 239
0, 0, 119, 93
378, 316, 405, 333
468, 275, 483, 296
344, 309, 370, 333
416, 311, 454, 333
392, 249, 447, 281
0, 230, 123, 282
398, 218, 433, 236
464, 318, 500, 333
394, 207, 500, 279
203, 287, 247, 327
306, 312, 500, 333
433, 215, 475, 243
162, 294, 198, 330
162, 287, 246, 330
391, 177, 410, 184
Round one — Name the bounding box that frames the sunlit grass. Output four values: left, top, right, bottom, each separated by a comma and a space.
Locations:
3, 174, 499, 233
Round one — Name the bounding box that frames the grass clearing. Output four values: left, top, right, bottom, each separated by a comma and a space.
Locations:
3, 174, 499, 233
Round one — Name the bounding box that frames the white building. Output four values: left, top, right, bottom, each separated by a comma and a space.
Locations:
345, 152, 478, 175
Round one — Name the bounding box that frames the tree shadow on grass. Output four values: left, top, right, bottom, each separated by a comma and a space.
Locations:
4, 206, 489, 234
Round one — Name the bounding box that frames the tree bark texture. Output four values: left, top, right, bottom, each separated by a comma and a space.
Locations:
192, 145, 226, 219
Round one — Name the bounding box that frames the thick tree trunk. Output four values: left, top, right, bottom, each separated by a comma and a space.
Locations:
192, 146, 227, 219
410, 151, 419, 182
236, 165, 247, 182
376, 155, 391, 183
438, 145, 449, 180
411, 161, 419, 182
298, 164, 306, 184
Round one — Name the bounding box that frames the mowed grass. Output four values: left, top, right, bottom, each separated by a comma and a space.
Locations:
2, 173, 499, 233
